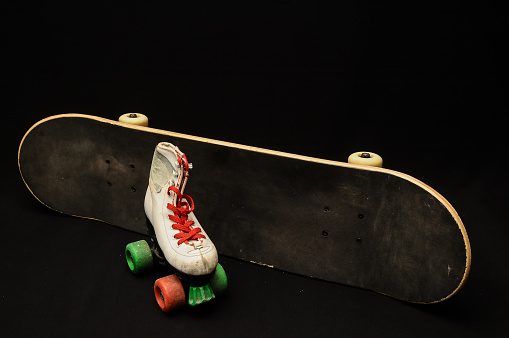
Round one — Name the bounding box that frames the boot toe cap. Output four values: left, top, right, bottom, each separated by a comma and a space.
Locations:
172, 245, 218, 276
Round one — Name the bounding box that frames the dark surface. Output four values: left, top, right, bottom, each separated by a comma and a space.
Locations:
3, 2, 507, 337
19, 115, 468, 303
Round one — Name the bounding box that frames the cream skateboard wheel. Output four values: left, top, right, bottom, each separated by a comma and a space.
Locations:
348, 152, 383, 167
118, 113, 148, 127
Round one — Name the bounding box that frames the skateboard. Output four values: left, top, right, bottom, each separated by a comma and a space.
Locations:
18, 113, 471, 304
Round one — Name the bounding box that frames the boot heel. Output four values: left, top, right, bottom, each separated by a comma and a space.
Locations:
146, 215, 167, 266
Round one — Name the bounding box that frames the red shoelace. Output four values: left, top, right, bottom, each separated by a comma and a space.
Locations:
167, 186, 205, 245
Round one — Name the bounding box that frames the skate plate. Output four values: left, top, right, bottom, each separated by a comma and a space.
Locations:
18, 114, 471, 304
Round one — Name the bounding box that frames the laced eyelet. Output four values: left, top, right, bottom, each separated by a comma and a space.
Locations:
167, 186, 204, 246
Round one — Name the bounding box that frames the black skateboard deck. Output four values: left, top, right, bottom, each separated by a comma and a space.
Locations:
18, 114, 471, 304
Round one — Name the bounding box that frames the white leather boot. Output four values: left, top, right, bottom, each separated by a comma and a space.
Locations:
144, 142, 218, 279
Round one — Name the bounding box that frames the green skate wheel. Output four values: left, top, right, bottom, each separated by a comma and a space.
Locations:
125, 240, 153, 274
154, 275, 186, 312
210, 263, 228, 295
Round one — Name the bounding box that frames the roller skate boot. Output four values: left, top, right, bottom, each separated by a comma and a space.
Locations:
144, 142, 218, 278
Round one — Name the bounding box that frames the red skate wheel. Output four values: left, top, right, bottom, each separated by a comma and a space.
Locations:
154, 275, 186, 312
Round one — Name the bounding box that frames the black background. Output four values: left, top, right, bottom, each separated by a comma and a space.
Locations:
2, 2, 507, 337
